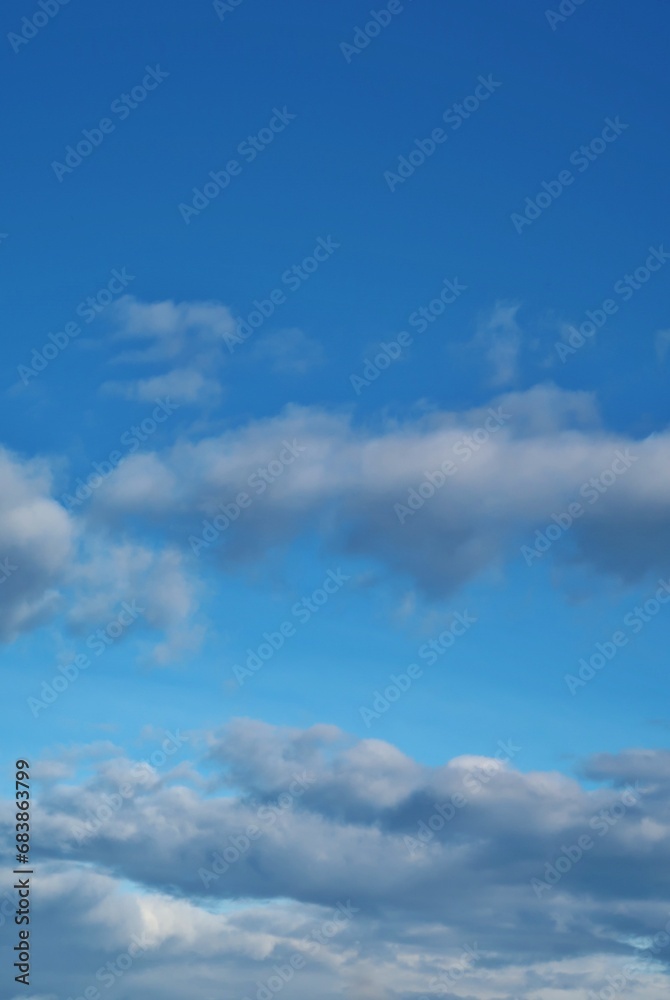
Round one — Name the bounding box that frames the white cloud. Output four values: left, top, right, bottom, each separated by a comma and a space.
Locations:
67, 541, 202, 664
470, 301, 523, 386
102, 366, 223, 405
3, 383, 670, 649
0, 444, 202, 658
108, 296, 237, 363
250, 327, 325, 374
86, 384, 670, 596
100, 296, 234, 406
0, 447, 73, 640
23, 722, 670, 999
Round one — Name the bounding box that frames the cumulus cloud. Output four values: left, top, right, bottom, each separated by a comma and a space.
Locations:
15, 721, 670, 999
0, 447, 73, 640
0, 447, 202, 657
3, 382, 670, 648
87, 384, 670, 596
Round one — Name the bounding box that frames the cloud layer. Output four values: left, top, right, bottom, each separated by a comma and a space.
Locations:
3, 380, 670, 653
88, 383, 670, 597
13, 720, 670, 999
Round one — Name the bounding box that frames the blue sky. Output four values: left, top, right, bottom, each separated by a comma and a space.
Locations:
2, 2, 670, 998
